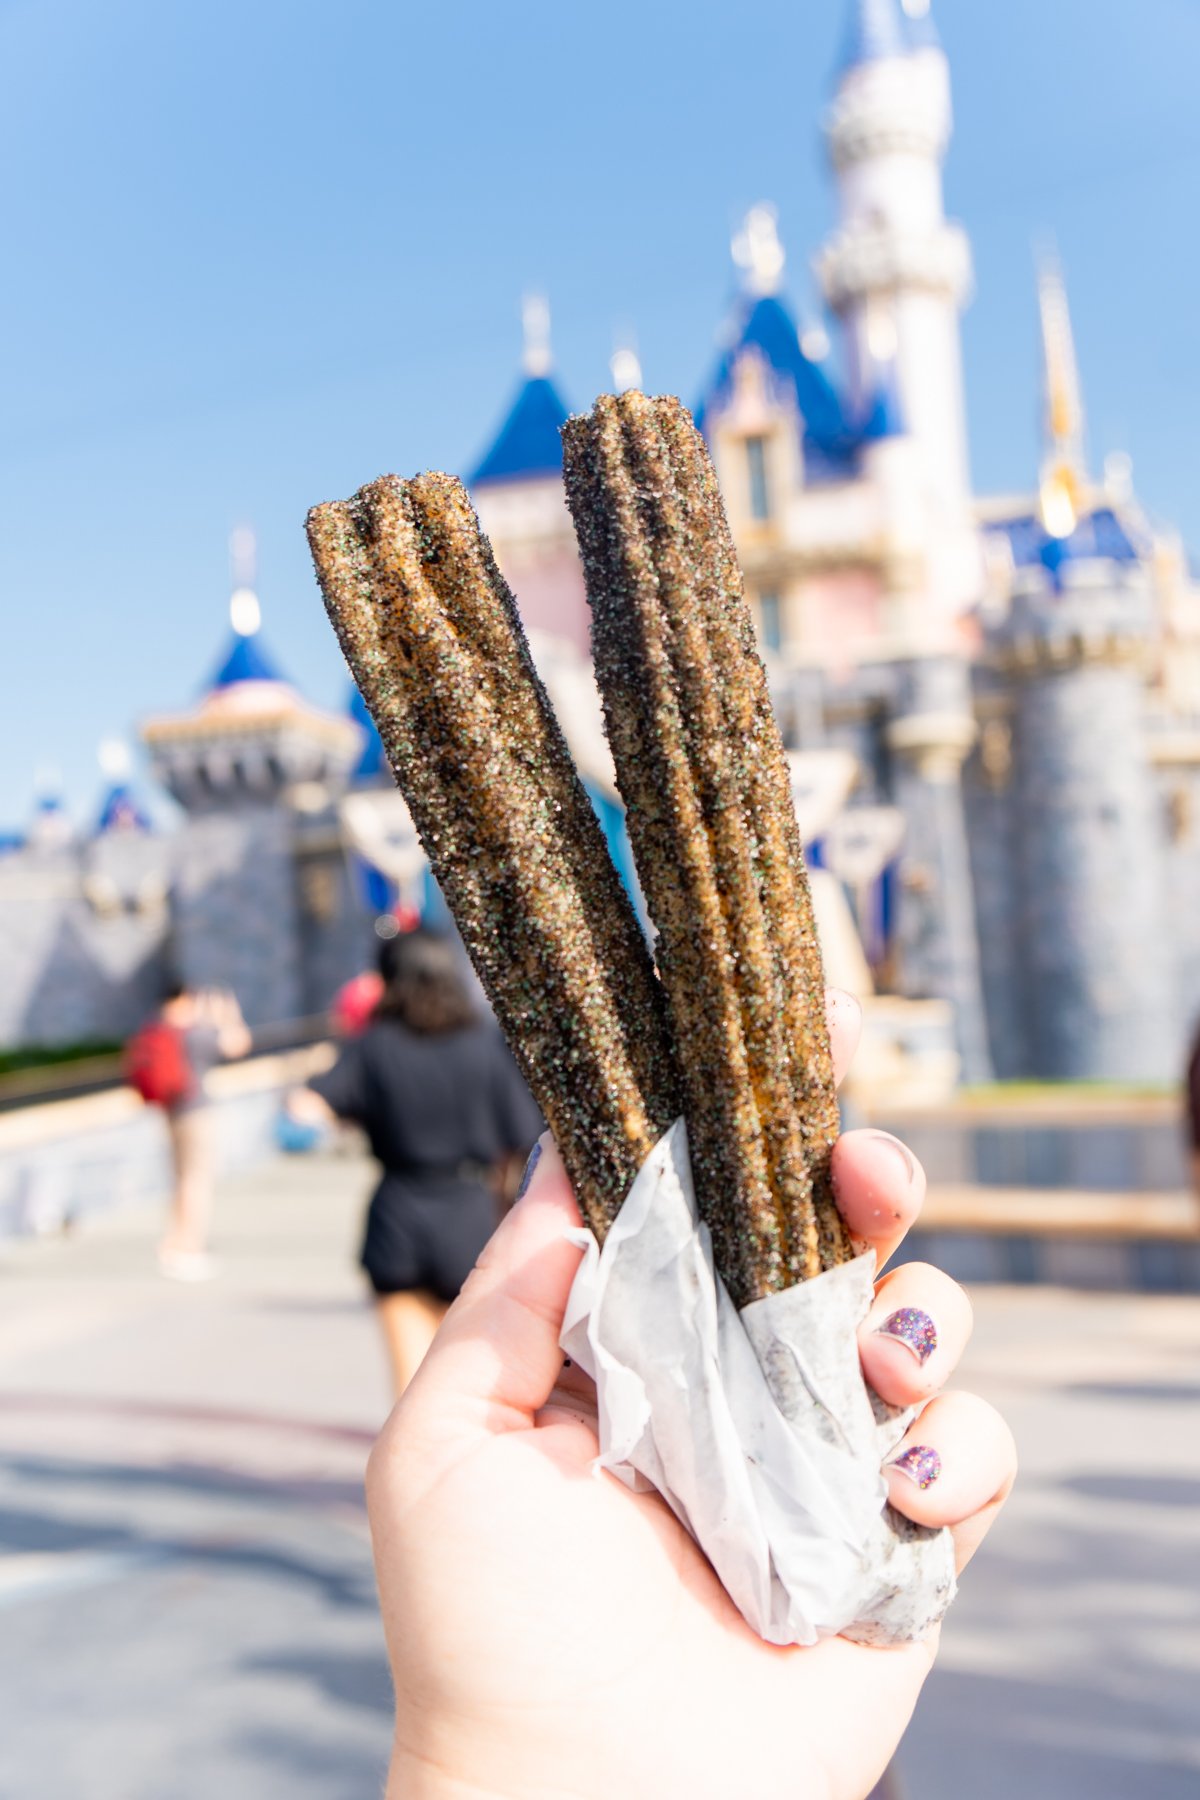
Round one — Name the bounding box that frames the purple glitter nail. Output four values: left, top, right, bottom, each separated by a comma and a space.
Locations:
889, 1445, 942, 1490
874, 1307, 938, 1365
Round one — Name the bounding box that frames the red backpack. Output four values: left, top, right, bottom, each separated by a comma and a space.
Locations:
124, 1022, 194, 1109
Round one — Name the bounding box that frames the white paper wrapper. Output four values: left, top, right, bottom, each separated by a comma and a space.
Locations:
560, 1119, 957, 1647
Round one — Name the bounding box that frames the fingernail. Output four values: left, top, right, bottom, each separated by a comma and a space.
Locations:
863, 1131, 917, 1185
874, 1307, 938, 1365
514, 1142, 542, 1204
889, 1445, 942, 1490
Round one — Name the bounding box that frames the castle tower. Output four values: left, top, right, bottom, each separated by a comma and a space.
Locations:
815, 0, 979, 623
698, 204, 865, 662
981, 275, 1176, 1080
141, 540, 360, 1027
468, 296, 591, 655
817, 0, 970, 500
886, 655, 993, 1082
996, 568, 1176, 1080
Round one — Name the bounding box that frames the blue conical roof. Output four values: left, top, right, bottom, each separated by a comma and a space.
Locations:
348, 682, 389, 781
208, 632, 285, 690
469, 373, 570, 487
839, 0, 909, 70
696, 292, 859, 477
96, 783, 151, 833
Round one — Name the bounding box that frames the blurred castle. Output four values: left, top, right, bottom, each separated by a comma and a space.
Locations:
4, 0, 1200, 1087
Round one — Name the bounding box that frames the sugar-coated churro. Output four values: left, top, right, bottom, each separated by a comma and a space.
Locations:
306, 472, 679, 1238
563, 392, 850, 1306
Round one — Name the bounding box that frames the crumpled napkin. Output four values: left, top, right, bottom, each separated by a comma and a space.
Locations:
560, 1119, 957, 1647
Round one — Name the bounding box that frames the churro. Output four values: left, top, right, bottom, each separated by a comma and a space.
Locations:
563, 393, 850, 1306
306, 472, 679, 1237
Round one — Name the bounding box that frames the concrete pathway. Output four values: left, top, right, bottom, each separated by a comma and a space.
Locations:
0, 1150, 1197, 1798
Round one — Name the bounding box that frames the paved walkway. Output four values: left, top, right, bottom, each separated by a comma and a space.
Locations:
0, 1151, 1197, 1798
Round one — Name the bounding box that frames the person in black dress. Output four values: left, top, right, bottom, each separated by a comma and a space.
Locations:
292, 929, 542, 1394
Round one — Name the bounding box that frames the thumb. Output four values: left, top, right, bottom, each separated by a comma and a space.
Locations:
404, 1134, 585, 1435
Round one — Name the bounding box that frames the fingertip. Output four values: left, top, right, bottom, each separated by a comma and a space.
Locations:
861, 1331, 940, 1406
825, 988, 863, 1087
860, 1267, 973, 1406
884, 1391, 1017, 1542
512, 1132, 577, 1223
832, 1129, 925, 1263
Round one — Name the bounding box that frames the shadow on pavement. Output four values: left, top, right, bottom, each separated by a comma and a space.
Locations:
1059, 1472, 1200, 1507
0, 1448, 365, 1514
1064, 1380, 1200, 1406
905, 1478, 1200, 1800
0, 1472, 376, 1614
243, 1648, 393, 1716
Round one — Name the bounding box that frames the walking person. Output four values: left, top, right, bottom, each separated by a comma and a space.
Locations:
287, 929, 541, 1395
125, 982, 251, 1280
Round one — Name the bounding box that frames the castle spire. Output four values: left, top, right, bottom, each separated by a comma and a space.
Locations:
1037, 256, 1086, 475
819, 0, 972, 522
521, 292, 552, 377
839, 0, 908, 69
469, 297, 570, 487
1036, 255, 1086, 538
228, 524, 261, 637
731, 203, 786, 297
900, 0, 940, 50
610, 338, 643, 395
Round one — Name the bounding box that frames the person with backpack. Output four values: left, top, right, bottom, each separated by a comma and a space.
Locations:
126, 982, 251, 1280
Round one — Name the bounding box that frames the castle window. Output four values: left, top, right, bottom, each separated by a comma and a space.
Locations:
759, 591, 783, 654
746, 435, 770, 520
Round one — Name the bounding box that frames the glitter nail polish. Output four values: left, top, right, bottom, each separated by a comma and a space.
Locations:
889, 1445, 942, 1490
874, 1307, 938, 1365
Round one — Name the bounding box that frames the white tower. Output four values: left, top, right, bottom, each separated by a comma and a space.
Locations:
816, 0, 973, 522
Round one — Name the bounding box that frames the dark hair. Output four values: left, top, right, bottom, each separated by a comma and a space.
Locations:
374, 929, 476, 1035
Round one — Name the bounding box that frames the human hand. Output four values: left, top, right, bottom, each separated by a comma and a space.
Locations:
367, 993, 1016, 1800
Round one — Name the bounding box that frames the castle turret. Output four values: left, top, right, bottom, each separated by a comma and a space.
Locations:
817, 0, 970, 499
141, 539, 360, 1027
468, 296, 591, 654
979, 273, 1176, 1080
993, 556, 1175, 1080
816, 0, 979, 624
697, 205, 861, 658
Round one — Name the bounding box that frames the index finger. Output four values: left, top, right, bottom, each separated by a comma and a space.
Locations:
831, 1128, 927, 1269
827, 988, 863, 1089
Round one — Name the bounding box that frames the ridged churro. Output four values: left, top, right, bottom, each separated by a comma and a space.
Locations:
563, 393, 850, 1307
306, 472, 679, 1237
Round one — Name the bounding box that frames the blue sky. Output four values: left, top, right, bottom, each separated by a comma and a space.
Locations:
3, 0, 1199, 826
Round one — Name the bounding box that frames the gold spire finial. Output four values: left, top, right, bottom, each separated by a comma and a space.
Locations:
1036, 252, 1086, 537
